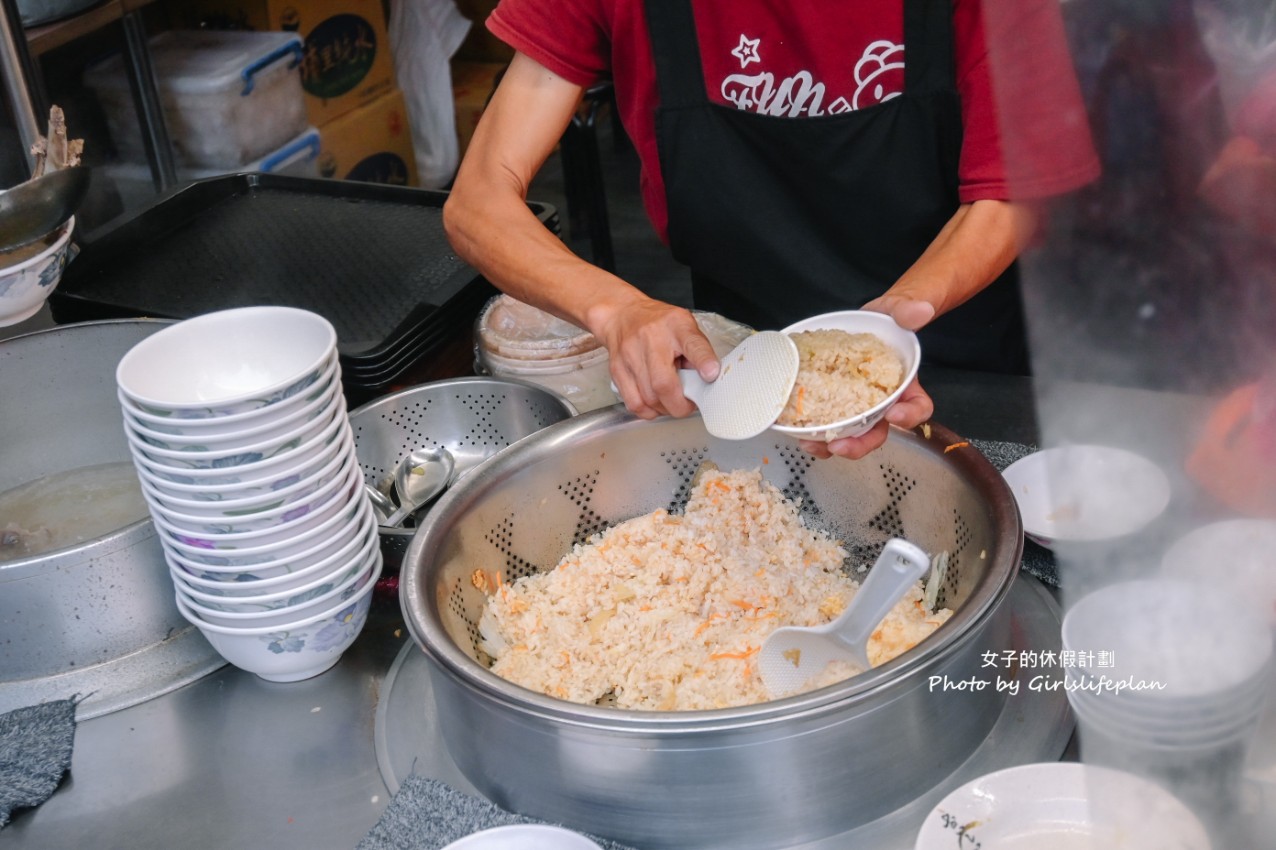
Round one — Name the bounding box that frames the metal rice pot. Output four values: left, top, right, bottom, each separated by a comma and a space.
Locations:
401, 409, 1022, 849
0, 319, 216, 716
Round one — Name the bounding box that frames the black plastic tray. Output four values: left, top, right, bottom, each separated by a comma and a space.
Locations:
51, 173, 557, 364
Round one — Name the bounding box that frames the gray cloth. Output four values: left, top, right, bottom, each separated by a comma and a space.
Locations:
0, 698, 77, 828
358, 775, 637, 850
969, 438, 1059, 588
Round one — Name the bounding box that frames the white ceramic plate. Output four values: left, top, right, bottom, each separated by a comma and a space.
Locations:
441, 824, 603, 850
914, 762, 1212, 850
1000, 445, 1171, 547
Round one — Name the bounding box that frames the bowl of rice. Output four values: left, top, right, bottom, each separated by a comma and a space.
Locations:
770, 310, 921, 443
400, 407, 1021, 849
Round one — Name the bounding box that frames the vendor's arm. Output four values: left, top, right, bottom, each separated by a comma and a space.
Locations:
443, 53, 719, 420
804, 198, 1037, 460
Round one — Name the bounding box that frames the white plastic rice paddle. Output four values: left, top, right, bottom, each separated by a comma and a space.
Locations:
758, 538, 931, 699
679, 330, 799, 440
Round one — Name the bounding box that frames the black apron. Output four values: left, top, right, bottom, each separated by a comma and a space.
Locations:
646, 0, 1029, 374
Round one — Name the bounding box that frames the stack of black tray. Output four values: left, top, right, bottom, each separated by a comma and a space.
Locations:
51, 173, 559, 398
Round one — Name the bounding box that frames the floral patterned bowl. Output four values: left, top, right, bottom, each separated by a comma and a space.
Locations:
0, 217, 74, 327
150, 462, 362, 550
135, 438, 350, 516
119, 353, 339, 436
125, 397, 343, 471
126, 397, 347, 475
173, 572, 377, 683
123, 370, 341, 448
115, 306, 337, 417
167, 514, 377, 593
161, 497, 375, 575
145, 453, 361, 535
175, 545, 380, 618
132, 422, 353, 502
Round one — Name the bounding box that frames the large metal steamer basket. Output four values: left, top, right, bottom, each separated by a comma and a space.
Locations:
401, 408, 1022, 849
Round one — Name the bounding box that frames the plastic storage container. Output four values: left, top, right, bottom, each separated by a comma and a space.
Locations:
473, 295, 755, 413
89, 30, 307, 169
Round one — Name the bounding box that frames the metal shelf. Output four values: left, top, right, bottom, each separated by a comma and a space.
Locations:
25, 0, 158, 56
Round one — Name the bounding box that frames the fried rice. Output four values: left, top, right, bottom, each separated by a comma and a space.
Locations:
478, 467, 950, 710
775, 329, 904, 428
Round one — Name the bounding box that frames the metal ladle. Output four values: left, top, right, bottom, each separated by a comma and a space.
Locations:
381, 446, 455, 528
0, 166, 90, 254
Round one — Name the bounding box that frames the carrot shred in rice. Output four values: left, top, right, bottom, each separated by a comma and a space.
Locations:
943, 441, 970, 453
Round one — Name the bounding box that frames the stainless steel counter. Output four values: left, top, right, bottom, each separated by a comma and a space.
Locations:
13, 366, 1205, 850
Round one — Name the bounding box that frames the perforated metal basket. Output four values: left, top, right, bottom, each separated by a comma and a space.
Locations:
401, 407, 1024, 849
347, 377, 578, 570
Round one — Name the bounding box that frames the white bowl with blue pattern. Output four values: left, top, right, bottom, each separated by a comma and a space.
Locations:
150, 461, 362, 551
116, 306, 337, 418
169, 515, 377, 596
127, 403, 348, 482
0, 217, 73, 327
119, 352, 339, 436
174, 570, 377, 682
133, 420, 353, 501
145, 451, 361, 535
176, 544, 380, 618
135, 439, 350, 517
123, 370, 341, 449
162, 496, 375, 576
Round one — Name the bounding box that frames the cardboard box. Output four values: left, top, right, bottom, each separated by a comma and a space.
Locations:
316, 87, 418, 186
167, 0, 394, 126
451, 60, 506, 159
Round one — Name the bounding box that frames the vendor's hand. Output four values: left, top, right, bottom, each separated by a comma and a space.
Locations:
798, 377, 934, 460
860, 293, 936, 331
596, 299, 720, 420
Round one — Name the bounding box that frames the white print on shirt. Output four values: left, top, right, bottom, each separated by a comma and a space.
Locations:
719, 36, 905, 117
853, 40, 905, 109
731, 34, 761, 68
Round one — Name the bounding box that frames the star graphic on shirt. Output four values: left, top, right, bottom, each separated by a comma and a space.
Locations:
731, 34, 761, 69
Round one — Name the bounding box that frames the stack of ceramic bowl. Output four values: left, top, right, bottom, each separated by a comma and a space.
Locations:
1062, 578, 1273, 834
115, 306, 381, 683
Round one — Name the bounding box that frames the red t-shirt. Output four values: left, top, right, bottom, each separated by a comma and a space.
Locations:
488, 0, 1100, 242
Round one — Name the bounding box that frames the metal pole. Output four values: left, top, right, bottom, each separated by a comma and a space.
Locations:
120, 10, 176, 192
0, 0, 41, 173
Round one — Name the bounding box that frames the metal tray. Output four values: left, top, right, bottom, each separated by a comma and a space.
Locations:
50, 173, 557, 367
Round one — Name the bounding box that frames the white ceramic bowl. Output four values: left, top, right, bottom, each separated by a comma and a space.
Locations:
771, 310, 921, 442
169, 519, 377, 596
175, 575, 376, 683
144, 453, 360, 535
1000, 444, 1171, 547
118, 352, 339, 434
116, 305, 336, 416
150, 461, 362, 550
126, 400, 342, 472
177, 547, 380, 620
913, 762, 1211, 850
1061, 579, 1271, 702
123, 371, 341, 448
0, 217, 74, 327
440, 825, 603, 850
135, 440, 351, 516
126, 399, 347, 478
133, 422, 353, 501
1161, 519, 1276, 629
157, 485, 365, 565
166, 510, 377, 590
